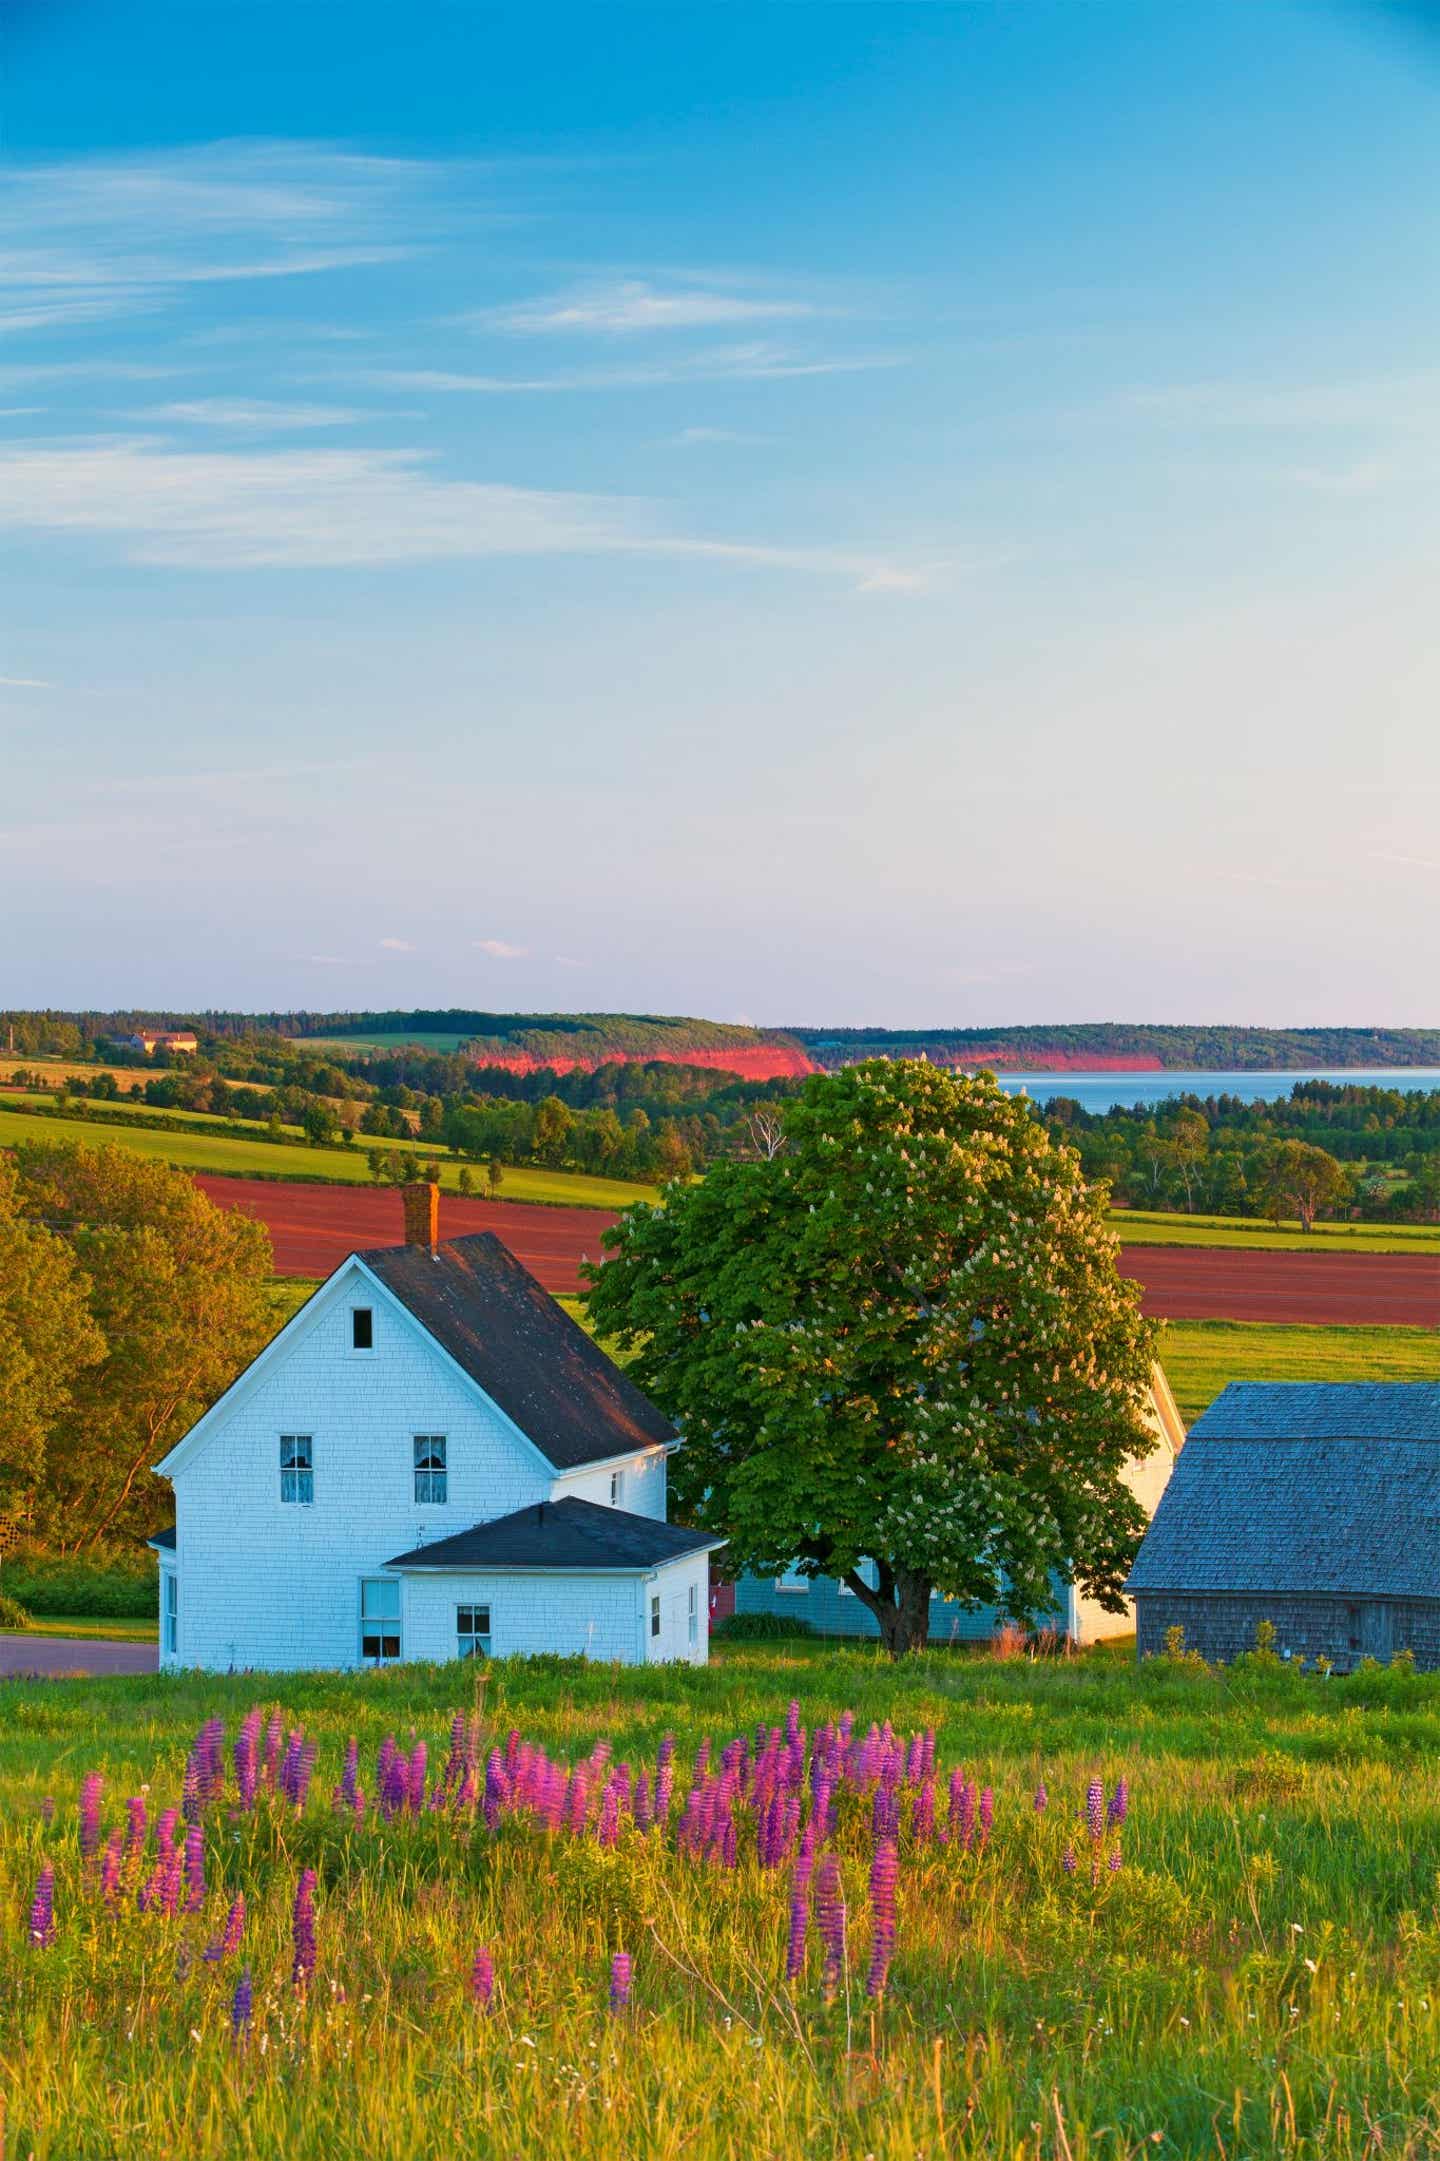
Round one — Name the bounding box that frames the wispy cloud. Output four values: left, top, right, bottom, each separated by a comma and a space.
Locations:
1289, 460, 1388, 498
1122, 374, 1440, 431
0, 437, 948, 587
1370, 850, 1440, 873
347, 343, 904, 396
0, 142, 444, 337
379, 935, 415, 951
667, 425, 766, 446
138, 399, 381, 430
476, 278, 823, 337
474, 937, 527, 959
0, 674, 53, 689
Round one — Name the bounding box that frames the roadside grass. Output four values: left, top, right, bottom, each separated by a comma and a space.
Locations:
0, 1101, 656, 1212
0, 1614, 158, 1642
4, 1643, 1440, 2158
1110, 1207, 1440, 1254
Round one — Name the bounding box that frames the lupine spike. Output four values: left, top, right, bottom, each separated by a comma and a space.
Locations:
291, 1867, 317, 1988
184, 1822, 206, 1911
865, 1840, 897, 1999
1086, 1777, 1106, 1843
28, 1863, 56, 1948
609, 1950, 632, 2014
1107, 1776, 1129, 1828
231, 1966, 253, 2040
471, 1945, 495, 2010
78, 1771, 104, 1862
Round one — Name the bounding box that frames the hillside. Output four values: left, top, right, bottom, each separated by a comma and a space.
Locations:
285, 1010, 818, 1081
789, 1023, 1440, 1071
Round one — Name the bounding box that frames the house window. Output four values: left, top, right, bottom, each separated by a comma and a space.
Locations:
457, 1603, 491, 1659
650, 1593, 661, 1639
280, 1434, 314, 1504
360, 1578, 402, 1665
163, 1571, 178, 1657
688, 1582, 698, 1647
610, 1470, 623, 1506
414, 1434, 447, 1505
776, 1563, 808, 1594
351, 1308, 374, 1351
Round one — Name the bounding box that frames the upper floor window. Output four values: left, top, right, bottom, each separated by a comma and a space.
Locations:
610, 1470, 623, 1506
351, 1308, 374, 1351
414, 1434, 447, 1506
280, 1434, 313, 1505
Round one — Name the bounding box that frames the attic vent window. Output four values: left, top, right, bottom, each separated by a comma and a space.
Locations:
352, 1308, 374, 1352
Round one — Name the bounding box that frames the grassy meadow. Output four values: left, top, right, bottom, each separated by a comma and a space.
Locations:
1109, 1210, 1440, 1255
1157, 1319, 1440, 1422
0, 1100, 655, 1211
3, 1643, 1440, 2158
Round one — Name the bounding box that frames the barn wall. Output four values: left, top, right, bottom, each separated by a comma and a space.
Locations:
1135, 1592, 1440, 1671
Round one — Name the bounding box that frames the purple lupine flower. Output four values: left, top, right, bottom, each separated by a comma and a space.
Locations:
181, 1757, 201, 1825
693, 1738, 711, 1782
784, 1853, 811, 1981
1033, 1782, 1049, 1814
1085, 1778, 1105, 1843
633, 1772, 653, 1833
78, 1771, 104, 1862
334, 1737, 360, 1815
124, 1795, 147, 1884
597, 1781, 620, 1849
609, 1951, 632, 2014
785, 1699, 802, 1748
184, 1822, 206, 1912
911, 1777, 935, 1843
262, 1708, 284, 1787
381, 1751, 409, 1823
1107, 1777, 1129, 1829
231, 1966, 253, 2041
483, 1749, 508, 1834
865, 1840, 898, 1999
278, 1732, 303, 1807
100, 1829, 123, 1909
407, 1740, 427, 1816
204, 1893, 246, 1964
234, 1709, 262, 1811
291, 1867, 317, 1989
815, 1853, 847, 1998
958, 1781, 977, 1852
1062, 1847, 1077, 1876
471, 1946, 494, 2011
28, 1863, 56, 1948
1108, 1845, 1122, 1873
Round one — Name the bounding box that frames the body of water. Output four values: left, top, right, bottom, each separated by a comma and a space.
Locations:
993, 1068, 1440, 1116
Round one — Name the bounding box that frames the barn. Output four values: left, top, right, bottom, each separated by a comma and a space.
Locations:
1126, 1382, 1440, 1669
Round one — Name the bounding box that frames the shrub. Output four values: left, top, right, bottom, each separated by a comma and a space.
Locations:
0, 1591, 29, 1630
1, 1542, 158, 1618
714, 1610, 815, 1641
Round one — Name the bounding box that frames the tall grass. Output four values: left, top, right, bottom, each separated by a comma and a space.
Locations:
4, 1644, 1440, 2157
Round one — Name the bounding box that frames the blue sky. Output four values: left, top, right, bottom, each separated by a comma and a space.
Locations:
3, 1, 1439, 1025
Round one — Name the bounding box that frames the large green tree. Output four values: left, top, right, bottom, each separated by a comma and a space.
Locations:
0, 1156, 106, 1527
13, 1142, 274, 1546
587, 1060, 1158, 1656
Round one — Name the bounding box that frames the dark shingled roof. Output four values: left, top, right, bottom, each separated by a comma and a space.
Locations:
358, 1231, 676, 1472
147, 1525, 176, 1551
1189, 1382, 1440, 1442
386, 1496, 721, 1572
1127, 1383, 1440, 1600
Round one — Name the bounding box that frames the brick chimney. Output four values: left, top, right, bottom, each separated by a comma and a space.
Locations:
401, 1180, 440, 1256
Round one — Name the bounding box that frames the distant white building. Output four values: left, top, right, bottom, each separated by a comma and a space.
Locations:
151, 1187, 720, 1672
125, 1030, 198, 1054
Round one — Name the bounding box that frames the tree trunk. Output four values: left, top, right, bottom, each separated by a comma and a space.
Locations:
843, 1562, 933, 1658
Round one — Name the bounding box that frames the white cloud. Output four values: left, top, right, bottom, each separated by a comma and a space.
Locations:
554, 955, 585, 969
667, 425, 764, 446
349, 344, 903, 395
379, 935, 415, 951
1370, 850, 1440, 873
477, 279, 823, 337
0, 436, 946, 587
0, 674, 53, 689
1123, 374, 1440, 431
474, 938, 527, 959
0, 142, 441, 338
138, 399, 379, 430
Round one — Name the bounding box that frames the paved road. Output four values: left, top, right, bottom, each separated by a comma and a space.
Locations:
0, 1637, 157, 1678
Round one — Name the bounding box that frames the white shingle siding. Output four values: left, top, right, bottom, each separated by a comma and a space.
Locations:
159, 1256, 692, 1673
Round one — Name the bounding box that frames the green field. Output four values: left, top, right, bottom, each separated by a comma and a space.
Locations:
0, 1615, 158, 1642
0, 1101, 656, 1212
1111, 1208, 1440, 1254
1158, 1318, 1440, 1422
4, 1643, 1440, 2157
289, 1031, 478, 1054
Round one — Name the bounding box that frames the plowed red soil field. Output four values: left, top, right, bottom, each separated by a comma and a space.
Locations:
198, 1174, 1440, 1321
195, 1177, 617, 1294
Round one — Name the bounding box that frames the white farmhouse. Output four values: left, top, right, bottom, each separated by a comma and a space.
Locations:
150, 1188, 721, 1672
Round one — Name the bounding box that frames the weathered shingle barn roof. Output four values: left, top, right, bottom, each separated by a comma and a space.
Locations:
386, 1496, 721, 1573
1126, 1383, 1440, 1601
359, 1232, 676, 1472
